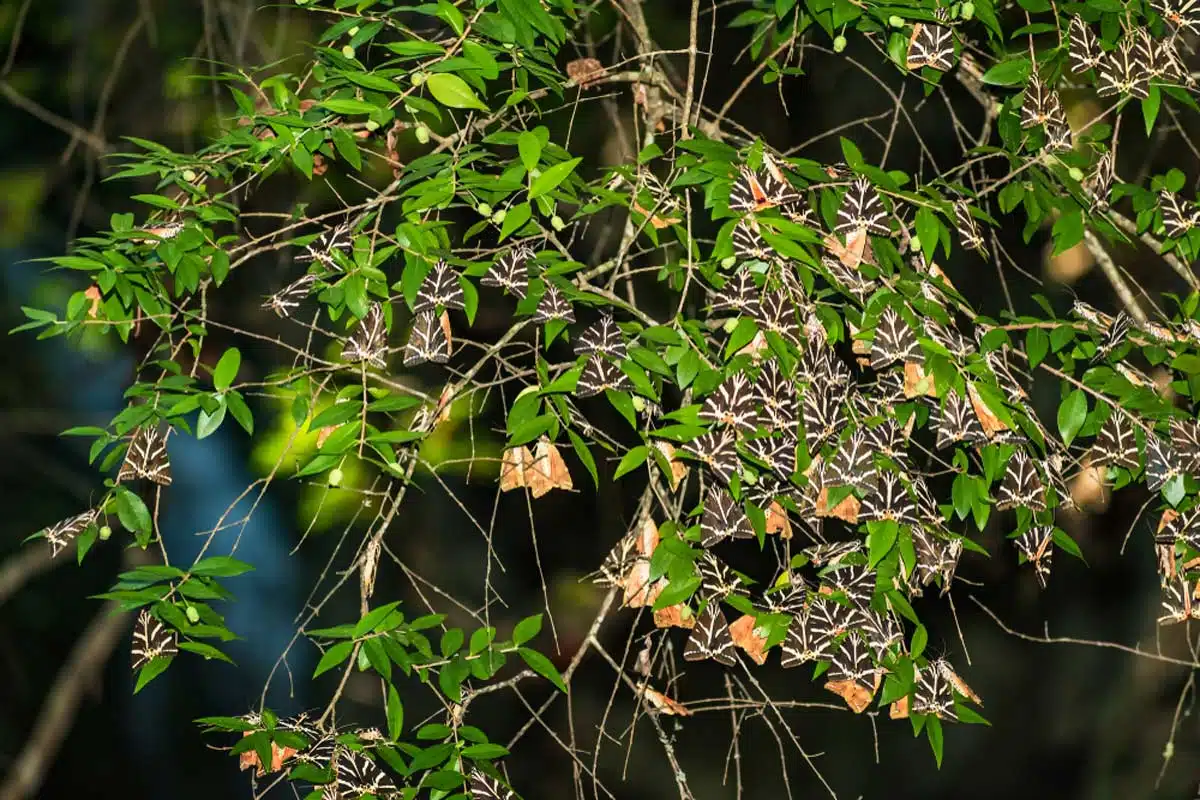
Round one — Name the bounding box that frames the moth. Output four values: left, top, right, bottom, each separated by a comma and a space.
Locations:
709, 269, 761, 317
823, 633, 880, 713
1152, 0, 1200, 33
836, 177, 890, 237
342, 303, 389, 369
1085, 151, 1116, 211
402, 311, 451, 367
765, 571, 809, 616
413, 260, 466, 314
824, 430, 876, 491
1145, 434, 1182, 492
803, 540, 862, 567
907, 528, 962, 596
753, 360, 798, 431
808, 595, 858, 640
700, 487, 755, 546
262, 273, 318, 318
1091, 411, 1140, 470
334, 748, 398, 799
827, 563, 876, 609
731, 217, 775, 263
780, 611, 836, 668
683, 429, 740, 484
1157, 577, 1200, 625
954, 200, 985, 252
1020, 76, 1066, 130
575, 356, 633, 398
1169, 418, 1200, 476
753, 289, 801, 345
1159, 190, 1200, 238
728, 156, 801, 214
481, 244, 533, 298
859, 473, 921, 527
296, 226, 352, 269
802, 383, 850, 452
1097, 37, 1151, 99
574, 314, 627, 360
700, 372, 761, 433
1068, 16, 1102, 73
997, 450, 1046, 511
683, 602, 738, 666
871, 307, 923, 369
1094, 311, 1133, 360
131, 608, 178, 670
42, 509, 99, 558
933, 389, 987, 449
742, 433, 798, 477
1014, 526, 1054, 588
906, 15, 955, 71
911, 662, 957, 720
118, 425, 172, 486
533, 283, 575, 323
527, 437, 574, 498
469, 768, 517, 800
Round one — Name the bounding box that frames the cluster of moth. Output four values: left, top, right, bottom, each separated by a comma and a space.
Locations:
224, 711, 515, 800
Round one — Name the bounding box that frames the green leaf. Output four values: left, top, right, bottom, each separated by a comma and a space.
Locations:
1142, 86, 1162, 137
115, 487, 152, 537
512, 614, 542, 645
387, 684, 404, 740
529, 158, 582, 199
313, 641, 355, 677
213, 347, 241, 392
926, 714, 944, 767
981, 57, 1031, 86
1056, 389, 1087, 446
613, 445, 649, 479
134, 656, 174, 693
517, 131, 541, 173
426, 72, 488, 111
518, 647, 566, 692
1025, 327, 1049, 368
567, 430, 599, 488
499, 201, 532, 241
320, 98, 379, 116
1051, 209, 1084, 255
191, 556, 255, 577
867, 521, 898, 568
197, 398, 227, 440
910, 624, 928, 659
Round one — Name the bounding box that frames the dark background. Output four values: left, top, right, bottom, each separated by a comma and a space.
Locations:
1, 1, 1197, 799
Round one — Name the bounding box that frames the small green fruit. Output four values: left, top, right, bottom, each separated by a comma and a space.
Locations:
720, 256, 737, 270
476, 202, 493, 217
181, 169, 197, 182
348, 26, 360, 37
411, 71, 427, 86
185, 606, 201, 624
889, 15, 905, 27
833, 35, 847, 53
365, 120, 380, 132
631, 396, 646, 413
341, 45, 356, 59
551, 214, 565, 231
1068, 167, 1084, 182
722, 318, 739, 334
961, 1, 975, 19
530, 168, 542, 179
492, 209, 507, 224
415, 125, 430, 144
98, 525, 112, 541
329, 467, 344, 487
909, 235, 922, 252
742, 472, 758, 485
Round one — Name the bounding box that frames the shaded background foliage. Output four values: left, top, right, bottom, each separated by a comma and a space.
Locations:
0, 1, 1196, 799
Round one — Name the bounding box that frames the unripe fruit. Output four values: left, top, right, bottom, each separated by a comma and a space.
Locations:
182, 169, 197, 182
631, 396, 646, 413
551, 214, 565, 231
530, 168, 542, 179
833, 35, 847, 53
492, 209, 507, 224
98, 525, 112, 541
415, 125, 430, 144
186, 606, 201, 624
723, 318, 739, 334
720, 256, 737, 269
1068, 167, 1084, 182
348, 26, 360, 37
961, 1, 975, 19
411, 71, 427, 86
341, 45, 356, 59
365, 120, 380, 132
476, 202, 493, 217
910, 235, 922, 252
329, 467, 344, 487
889, 15, 905, 27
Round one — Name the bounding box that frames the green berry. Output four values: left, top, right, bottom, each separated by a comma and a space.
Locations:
909, 235, 922, 252
492, 209, 507, 225
476, 202, 493, 217
98, 525, 112, 541
185, 606, 200, 624
182, 169, 197, 182
530, 168, 542, 180
631, 396, 646, 413
329, 467, 344, 487
742, 472, 758, 485
341, 45, 356, 59
415, 125, 430, 144
961, 1, 975, 19
723, 318, 739, 334
411, 71, 427, 86
720, 256, 737, 269
551, 214, 565, 231
365, 120, 380, 132
889, 15, 905, 27
348, 26, 360, 37
1068, 167, 1084, 182
833, 35, 847, 53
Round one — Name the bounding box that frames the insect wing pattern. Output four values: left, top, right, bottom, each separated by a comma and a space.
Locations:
118, 425, 172, 486
131, 609, 178, 669
482, 245, 533, 298
469, 769, 516, 800
954, 201, 985, 251
755, 360, 798, 430
336, 749, 398, 799
574, 314, 627, 360
684, 430, 740, 483
1086, 151, 1115, 210
1015, 527, 1054, 588
1170, 419, 1200, 475
824, 431, 876, 490
1098, 38, 1151, 99
343, 303, 389, 368
413, 260, 466, 313
263, 273, 318, 318
1159, 191, 1200, 238
683, 602, 737, 666
1095, 311, 1133, 359
836, 177, 890, 236
701, 373, 761, 433
802, 384, 850, 452
1092, 411, 1140, 469
710, 270, 760, 316
575, 356, 632, 398
912, 664, 957, 720
860, 473, 920, 526
43, 509, 98, 557
871, 307, 923, 369
1145, 435, 1182, 491
1068, 17, 1102, 72
700, 488, 754, 546
934, 390, 987, 449
403, 311, 450, 367
732, 217, 774, 262
907, 21, 955, 71
997, 450, 1046, 511
533, 283, 575, 323
743, 434, 797, 477
780, 612, 835, 667
1153, 0, 1200, 32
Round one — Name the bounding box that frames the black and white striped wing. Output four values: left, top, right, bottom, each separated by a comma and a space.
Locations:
1068, 17, 1102, 73
700, 488, 754, 546
729, 167, 770, 213
912, 664, 957, 720
997, 450, 1046, 511
1145, 435, 1181, 491
802, 384, 849, 452
1149, 34, 1188, 82
533, 283, 575, 323
742, 434, 797, 477
574, 314, 627, 360
402, 311, 450, 367
1158, 578, 1199, 624
954, 200, 985, 252
803, 540, 862, 567
335, 749, 398, 799
825, 431, 876, 490
1094, 311, 1133, 360
1045, 114, 1073, 152
683, 602, 737, 666
262, 273, 318, 318
1014, 526, 1054, 588
343, 303, 389, 368
413, 260, 466, 313
1159, 190, 1200, 238
780, 612, 835, 667
1153, 0, 1200, 32
697, 552, 748, 599
860, 473, 920, 526
1090, 411, 1139, 470
756, 290, 801, 344
1097, 38, 1151, 99
575, 356, 632, 398
297, 226, 352, 269
809, 596, 856, 640
754, 360, 798, 430
836, 177, 889, 237
131, 609, 178, 669
732, 217, 774, 262
1169, 419, 1200, 475
906, 21, 955, 71
934, 390, 987, 449
42, 509, 99, 557
829, 563, 875, 608
709, 269, 761, 316
684, 430, 740, 484
481, 245, 533, 298
118, 425, 172, 486
469, 768, 516, 800
871, 307, 923, 369
1020, 76, 1055, 128
826, 633, 875, 685
1086, 151, 1115, 210
701, 373, 761, 433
